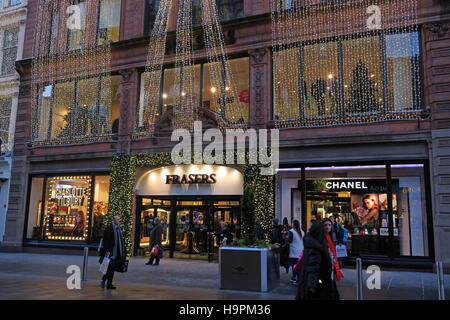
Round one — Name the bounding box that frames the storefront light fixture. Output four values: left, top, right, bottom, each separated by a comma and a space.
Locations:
277, 164, 423, 172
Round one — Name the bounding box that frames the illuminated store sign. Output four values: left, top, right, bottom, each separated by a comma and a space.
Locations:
166, 174, 216, 185
55, 187, 88, 206
325, 181, 368, 190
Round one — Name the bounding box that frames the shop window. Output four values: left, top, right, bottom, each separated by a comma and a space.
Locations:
305, 165, 389, 256
43, 176, 92, 241
303, 41, 339, 118
97, 0, 121, 45
273, 48, 300, 120
272, 31, 423, 125
192, 0, 244, 26
48, 11, 59, 55
385, 33, 421, 111
67, 0, 86, 51
342, 36, 383, 114
34, 75, 121, 142
91, 175, 110, 243
391, 164, 429, 257
26, 177, 45, 240
51, 81, 75, 139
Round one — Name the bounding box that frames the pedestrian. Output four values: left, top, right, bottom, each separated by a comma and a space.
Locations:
287, 220, 304, 284
146, 217, 162, 265
324, 218, 344, 285
270, 218, 283, 245
295, 221, 339, 300
328, 215, 345, 268
255, 219, 265, 241
220, 220, 233, 245
281, 217, 290, 242
99, 215, 126, 290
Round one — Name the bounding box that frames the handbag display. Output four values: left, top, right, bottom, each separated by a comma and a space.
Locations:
99, 256, 110, 275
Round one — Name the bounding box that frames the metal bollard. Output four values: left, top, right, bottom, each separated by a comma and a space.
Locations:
437, 261, 446, 300
82, 247, 89, 282
356, 258, 364, 300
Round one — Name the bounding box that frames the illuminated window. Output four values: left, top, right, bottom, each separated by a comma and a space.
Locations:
97, 0, 121, 45
67, 0, 86, 51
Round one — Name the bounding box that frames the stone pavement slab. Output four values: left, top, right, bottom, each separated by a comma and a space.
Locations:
0, 253, 448, 300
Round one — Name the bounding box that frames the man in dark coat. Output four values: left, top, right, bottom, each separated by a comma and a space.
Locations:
146, 217, 162, 265
296, 221, 339, 300
100, 215, 126, 290
271, 218, 283, 245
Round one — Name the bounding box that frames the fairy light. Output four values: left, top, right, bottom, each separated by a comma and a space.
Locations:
31, 0, 115, 145
271, 0, 421, 128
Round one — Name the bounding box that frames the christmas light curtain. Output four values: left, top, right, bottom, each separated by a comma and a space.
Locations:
271, 0, 421, 129
31, 0, 115, 145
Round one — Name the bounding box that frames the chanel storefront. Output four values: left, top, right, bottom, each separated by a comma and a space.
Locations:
134, 164, 244, 260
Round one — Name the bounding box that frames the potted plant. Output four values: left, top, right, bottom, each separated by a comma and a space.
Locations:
219, 184, 280, 292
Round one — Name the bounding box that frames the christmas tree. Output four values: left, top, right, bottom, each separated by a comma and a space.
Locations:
58, 105, 88, 138
346, 61, 379, 114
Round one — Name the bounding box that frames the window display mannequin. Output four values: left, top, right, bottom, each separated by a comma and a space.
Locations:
311, 78, 326, 116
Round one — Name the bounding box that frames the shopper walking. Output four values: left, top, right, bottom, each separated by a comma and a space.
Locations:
255, 219, 265, 241
271, 218, 283, 245
295, 221, 339, 300
100, 215, 126, 290
324, 218, 344, 285
146, 217, 162, 265
287, 220, 304, 284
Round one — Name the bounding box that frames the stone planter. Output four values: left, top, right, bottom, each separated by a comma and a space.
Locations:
219, 247, 280, 292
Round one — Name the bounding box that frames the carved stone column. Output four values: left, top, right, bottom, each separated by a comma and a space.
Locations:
118, 68, 138, 154
249, 48, 271, 128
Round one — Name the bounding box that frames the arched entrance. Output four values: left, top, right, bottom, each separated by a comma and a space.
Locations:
134, 164, 244, 260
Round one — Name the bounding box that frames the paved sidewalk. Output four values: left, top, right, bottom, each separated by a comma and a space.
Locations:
0, 253, 448, 300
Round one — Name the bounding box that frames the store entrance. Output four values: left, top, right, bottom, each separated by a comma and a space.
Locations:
135, 196, 241, 260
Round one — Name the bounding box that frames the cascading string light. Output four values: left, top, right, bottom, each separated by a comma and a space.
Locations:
31, 0, 114, 146
141, 0, 173, 136
201, 0, 247, 129
271, 0, 421, 129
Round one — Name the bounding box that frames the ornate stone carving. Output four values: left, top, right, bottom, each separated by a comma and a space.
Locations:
249, 48, 267, 65
119, 68, 136, 83
19, 84, 30, 97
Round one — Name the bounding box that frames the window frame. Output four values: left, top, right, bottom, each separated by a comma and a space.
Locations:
23, 172, 111, 244
33, 73, 120, 142
136, 53, 250, 132
271, 28, 424, 122
1, 26, 19, 75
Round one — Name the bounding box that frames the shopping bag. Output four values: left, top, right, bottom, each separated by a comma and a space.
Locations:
335, 244, 348, 258
293, 250, 304, 274
150, 245, 159, 257
99, 256, 110, 275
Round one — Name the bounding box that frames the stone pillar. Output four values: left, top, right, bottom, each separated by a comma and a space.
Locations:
422, 19, 450, 271
117, 68, 138, 155
1, 84, 31, 251
249, 48, 271, 128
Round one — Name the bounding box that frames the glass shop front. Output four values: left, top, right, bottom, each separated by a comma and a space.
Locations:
25, 174, 110, 244
134, 164, 244, 260
284, 163, 433, 262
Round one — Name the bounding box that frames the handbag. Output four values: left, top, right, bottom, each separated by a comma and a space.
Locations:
293, 250, 304, 274
150, 245, 159, 257
115, 259, 129, 273
99, 256, 110, 275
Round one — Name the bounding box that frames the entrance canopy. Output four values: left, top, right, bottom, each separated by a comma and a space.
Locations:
135, 164, 243, 197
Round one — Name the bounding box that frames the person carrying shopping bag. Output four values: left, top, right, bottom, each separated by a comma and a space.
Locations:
99, 215, 126, 290
146, 217, 162, 265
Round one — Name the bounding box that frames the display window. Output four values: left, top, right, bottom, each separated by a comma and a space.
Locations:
25, 174, 110, 243
281, 163, 432, 259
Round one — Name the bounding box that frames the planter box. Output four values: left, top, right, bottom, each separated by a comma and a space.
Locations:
219, 247, 280, 292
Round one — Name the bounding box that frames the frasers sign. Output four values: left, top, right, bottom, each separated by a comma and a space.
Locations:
166, 174, 216, 185
325, 181, 369, 190
55, 187, 87, 206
